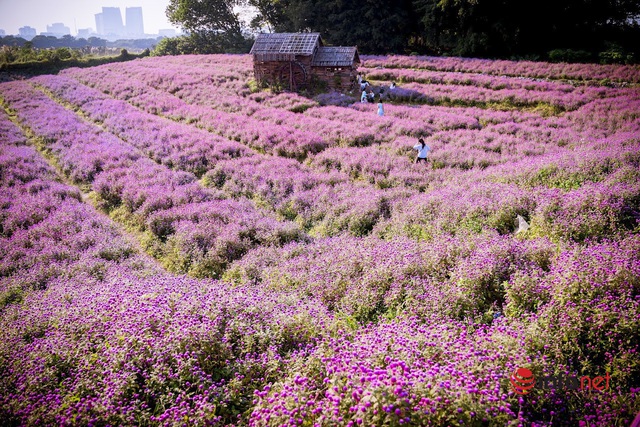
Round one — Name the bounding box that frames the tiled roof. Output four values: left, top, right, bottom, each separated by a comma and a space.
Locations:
311, 46, 360, 67
250, 33, 322, 61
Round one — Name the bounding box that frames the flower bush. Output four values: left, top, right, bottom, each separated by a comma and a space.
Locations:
1, 53, 639, 426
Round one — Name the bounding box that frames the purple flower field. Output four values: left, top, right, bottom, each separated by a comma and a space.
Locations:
1, 54, 639, 426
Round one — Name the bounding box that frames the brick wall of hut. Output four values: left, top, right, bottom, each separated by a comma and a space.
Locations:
253, 62, 279, 85
254, 56, 313, 86
311, 66, 358, 91
253, 59, 358, 91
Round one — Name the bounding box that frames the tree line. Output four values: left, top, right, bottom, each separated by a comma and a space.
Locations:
160, 0, 640, 62
0, 35, 162, 51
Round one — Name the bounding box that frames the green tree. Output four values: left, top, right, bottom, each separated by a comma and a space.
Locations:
411, 0, 640, 58
87, 37, 107, 48
244, 0, 416, 54
0, 36, 28, 48
161, 0, 640, 58
513, 0, 640, 56
246, 0, 296, 32
31, 35, 58, 49
412, 0, 521, 57
166, 0, 250, 53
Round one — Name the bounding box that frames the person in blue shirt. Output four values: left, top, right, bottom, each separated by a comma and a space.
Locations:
377, 98, 384, 116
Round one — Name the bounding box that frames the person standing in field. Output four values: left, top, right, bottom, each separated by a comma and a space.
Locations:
377, 98, 384, 116
413, 138, 431, 164
361, 89, 368, 103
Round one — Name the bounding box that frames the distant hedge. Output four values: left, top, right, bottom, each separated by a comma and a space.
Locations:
0, 47, 150, 75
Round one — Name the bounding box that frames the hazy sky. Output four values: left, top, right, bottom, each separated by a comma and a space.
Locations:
0, 0, 180, 35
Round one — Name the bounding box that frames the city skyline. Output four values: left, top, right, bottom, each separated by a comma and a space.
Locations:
0, 0, 179, 37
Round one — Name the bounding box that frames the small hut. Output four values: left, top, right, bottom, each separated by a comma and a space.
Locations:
250, 32, 360, 91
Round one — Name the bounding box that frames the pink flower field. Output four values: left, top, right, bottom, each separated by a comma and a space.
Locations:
1, 54, 639, 426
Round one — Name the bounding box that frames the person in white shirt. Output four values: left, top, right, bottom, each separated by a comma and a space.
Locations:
361, 90, 368, 103
377, 98, 384, 116
413, 138, 431, 164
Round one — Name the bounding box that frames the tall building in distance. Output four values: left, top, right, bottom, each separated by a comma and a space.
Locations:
19, 26, 37, 40
45, 23, 71, 37
95, 7, 124, 39
125, 7, 144, 37
77, 28, 93, 39
95, 13, 103, 35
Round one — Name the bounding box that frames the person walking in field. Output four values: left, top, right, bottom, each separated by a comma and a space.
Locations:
413, 138, 431, 164
377, 98, 384, 116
